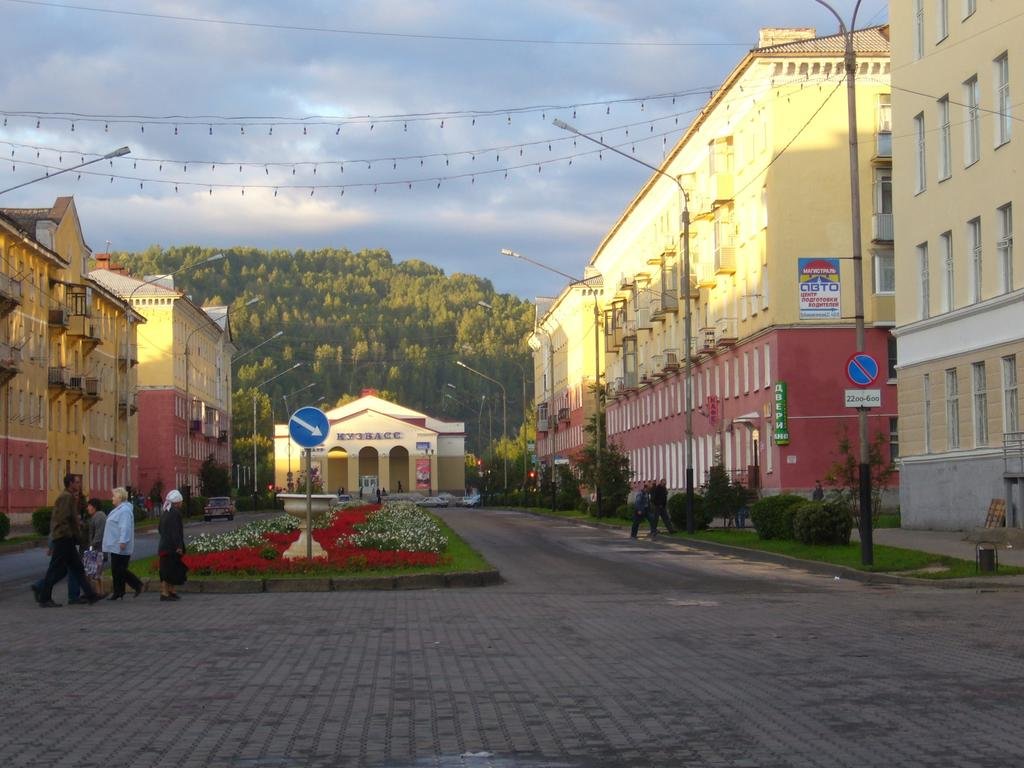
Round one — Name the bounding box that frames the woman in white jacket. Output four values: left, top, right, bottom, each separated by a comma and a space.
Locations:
102, 487, 145, 600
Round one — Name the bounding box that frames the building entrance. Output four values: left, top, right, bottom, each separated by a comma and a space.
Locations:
359, 475, 378, 499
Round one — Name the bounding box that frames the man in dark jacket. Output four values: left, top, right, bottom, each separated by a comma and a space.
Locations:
651, 479, 674, 534
35, 474, 101, 607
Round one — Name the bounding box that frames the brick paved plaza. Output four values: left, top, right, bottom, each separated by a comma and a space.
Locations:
3, 509, 1023, 767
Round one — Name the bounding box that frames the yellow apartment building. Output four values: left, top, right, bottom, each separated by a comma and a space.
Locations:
0, 197, 137, 521
891, 2, 1024, 529
533, 26, 896, 500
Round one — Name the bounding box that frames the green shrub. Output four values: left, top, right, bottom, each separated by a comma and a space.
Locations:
749, 494, 805, 540
0, 512, 9, 541
32, 507, 52, 537
793, 500, 853, 545
668, 492, 712, 530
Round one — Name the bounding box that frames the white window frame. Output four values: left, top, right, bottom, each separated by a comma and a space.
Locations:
973, 361, 988, 447
936, 0, 949, 42
964, 75, 980, 166
938, 96, 951, 180
941, 230, 954, 311
914, 112, 927, 193
998, 203, 1013, 294
1003, 355, 1019, 435
918, 242, 930, 319
923, 373, 932, 453
946, 368, 960, 450
995, 53, 1011, 147
914, 0, 925, 59
874, 251, 895, 294
963, 0, 976, 20
968, 217, 982, 302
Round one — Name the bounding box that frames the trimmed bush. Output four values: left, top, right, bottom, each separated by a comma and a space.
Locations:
668, 492, 712, 531
793, 500, 853, 546
749, 494, 805, 540
32, 507, 52, 537
0, 512, 9, 541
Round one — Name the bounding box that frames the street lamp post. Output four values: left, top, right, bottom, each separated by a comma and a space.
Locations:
252, 363, 302, 511
115, 252, 225, 491
501, 249, 605, 517
815, 0, 872, 564
456, 360, 507, 494
0, 146, 130, 196
552, 118, 696, 533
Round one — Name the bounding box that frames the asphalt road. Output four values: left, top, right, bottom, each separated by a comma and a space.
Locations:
2, 507, 1023, 767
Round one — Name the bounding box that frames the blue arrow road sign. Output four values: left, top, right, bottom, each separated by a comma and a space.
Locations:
289, 406, 330, 448
846, 353, 880, 387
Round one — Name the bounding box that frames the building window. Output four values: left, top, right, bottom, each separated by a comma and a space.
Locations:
968, 217, 982, 302
914, 0, 925, 59
964, 75, 980, 166
887, 334, 898, 380
914, 113, 927, 193
998, 203, 1013, 293
995, 53, 1011, 146
918, 242, 930, 318
1004, 355, 1019, 436
941, 231, 954, 311
889, 417, 900, 461
946, 368, 960, 449
936, 0, 949, 42
973, 361, 988, 446
938, 96, 951, 180
963, 0, 976, 20
923, 373, 932, 453
874, 251, 895, 294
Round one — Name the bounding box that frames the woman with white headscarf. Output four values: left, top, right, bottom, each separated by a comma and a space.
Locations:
157, 489, 187, 601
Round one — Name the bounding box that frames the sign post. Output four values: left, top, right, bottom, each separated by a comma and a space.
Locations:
288, 406, 330, 559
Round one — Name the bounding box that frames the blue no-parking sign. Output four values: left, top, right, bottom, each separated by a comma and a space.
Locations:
288, 406, 330, 448
845, 353, 879, 387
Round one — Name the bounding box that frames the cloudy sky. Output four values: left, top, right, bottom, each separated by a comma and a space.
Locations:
1, 0, 887, 299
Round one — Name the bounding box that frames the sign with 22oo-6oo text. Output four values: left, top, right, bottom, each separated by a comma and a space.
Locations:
773, 381, 790, 446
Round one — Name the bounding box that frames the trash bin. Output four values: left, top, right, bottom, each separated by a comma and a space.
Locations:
977, 544, 998, 573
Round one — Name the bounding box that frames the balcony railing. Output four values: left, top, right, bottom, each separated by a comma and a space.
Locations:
0, 273, 22, 316
872, 212, 894, 242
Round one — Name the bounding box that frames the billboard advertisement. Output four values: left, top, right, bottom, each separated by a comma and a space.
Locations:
415, 458, 431, 491
798, 258, 841, 319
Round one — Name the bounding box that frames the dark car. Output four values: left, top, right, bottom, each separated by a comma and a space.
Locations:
203, 496, 236, 522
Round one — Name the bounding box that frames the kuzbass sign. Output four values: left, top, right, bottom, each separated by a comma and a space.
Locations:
798, 258, 841, 319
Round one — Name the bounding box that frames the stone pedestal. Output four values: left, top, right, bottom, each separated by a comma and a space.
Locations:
277, 493, 335, 560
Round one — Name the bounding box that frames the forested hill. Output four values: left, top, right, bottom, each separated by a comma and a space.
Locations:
112, 245, 535, 435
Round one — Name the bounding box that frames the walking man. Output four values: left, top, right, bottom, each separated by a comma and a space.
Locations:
652, 479, 674, 534
630, 483, 656, 539
35, 474, 102, 607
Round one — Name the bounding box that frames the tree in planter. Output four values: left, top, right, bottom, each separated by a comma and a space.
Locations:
702, 464, 750, 527
199, 454, 232, 497
823, 427, 896, 524
574, 394, 631, 517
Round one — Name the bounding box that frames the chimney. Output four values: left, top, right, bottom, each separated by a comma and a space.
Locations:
94, 253, 111, 270
758, 27, 817, 48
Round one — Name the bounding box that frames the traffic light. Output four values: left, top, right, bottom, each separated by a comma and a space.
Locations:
267, 483, 274, 491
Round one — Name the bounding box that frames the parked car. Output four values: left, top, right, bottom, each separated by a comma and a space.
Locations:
203, 496, 236, 522
461, 492, 481, 508
415, 496, 450, 508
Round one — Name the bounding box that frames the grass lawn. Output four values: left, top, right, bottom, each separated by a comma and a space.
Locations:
132, 515, 493, 581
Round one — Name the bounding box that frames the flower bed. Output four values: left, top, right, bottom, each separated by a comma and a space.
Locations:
157, 503, 451, 577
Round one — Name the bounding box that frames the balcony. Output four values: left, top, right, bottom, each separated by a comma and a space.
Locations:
872, 213, 893, 242
68, 316, 102, 353
0, 274, 22, 317
118, 393, 138, 416
536, 415, 550, 432
48, 366, 69, 392
714, 244, 736, 275
663, 349, 680, 372
699, 327, 717, 355
709, 170, 734, 205
82, 377, 101, 409
48, 308, 69, 331
557, 407, 570, 423
0, 342, 20, 385
605, 323, 624, 351
716, 317, 738, 347
649, 355, 664, 378
118, 342, 138, 367
66, 374, 84, 403
204, 421, 219, 439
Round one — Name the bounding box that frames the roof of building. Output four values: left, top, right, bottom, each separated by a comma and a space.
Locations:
0, 196, 74, 233
756, 25, 890, 56
88, 268, 180, 298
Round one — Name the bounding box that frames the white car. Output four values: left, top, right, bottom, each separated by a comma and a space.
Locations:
415, 496, 450, 508
461, 493, 481, 508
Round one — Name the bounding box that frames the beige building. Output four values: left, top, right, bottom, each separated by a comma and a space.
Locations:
534, 26, 896, 498
273, 393, 466, 497
891, 2, 1023, 528
0, 197, 137, 520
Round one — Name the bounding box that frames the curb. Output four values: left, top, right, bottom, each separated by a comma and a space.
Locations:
171, 569, 503, 594
512, 508, 1024, 591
